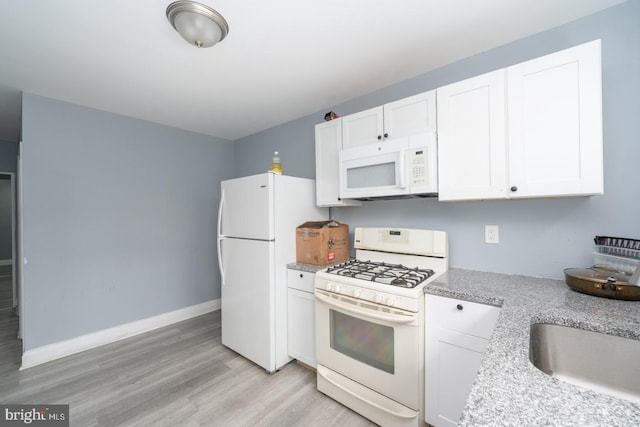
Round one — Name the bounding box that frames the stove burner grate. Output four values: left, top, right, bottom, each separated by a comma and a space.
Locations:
324, 259, 435, 288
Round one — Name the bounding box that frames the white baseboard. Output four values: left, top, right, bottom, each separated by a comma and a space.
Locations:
21, 299, 220, 370
0, 259, 12, 266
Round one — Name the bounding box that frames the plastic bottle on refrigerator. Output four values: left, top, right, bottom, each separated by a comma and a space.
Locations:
271, 151, 282, 174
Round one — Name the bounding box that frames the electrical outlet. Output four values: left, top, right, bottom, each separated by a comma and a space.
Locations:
485, 225, 499, 244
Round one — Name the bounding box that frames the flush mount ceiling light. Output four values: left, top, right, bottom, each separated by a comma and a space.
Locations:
166, 1, 229, 48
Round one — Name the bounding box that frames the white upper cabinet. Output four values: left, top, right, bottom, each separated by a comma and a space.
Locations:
341, 107, 384, 149
315, 119, 362, 207
507, 40, 603, 198
437, 70, 507, 200
342, 91, 436, 149
384, 91, 437, 139
437, 40, 603, 201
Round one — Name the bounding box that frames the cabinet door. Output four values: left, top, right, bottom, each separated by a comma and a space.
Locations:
437, 70, 507, 201
287, 287, 316, 367
507, 40, 603, 198
425, 295, 501, 427
315, 120, 361, 207
342, 106, 384, 149
430, 331, 488, 427
384, 90, 436, 139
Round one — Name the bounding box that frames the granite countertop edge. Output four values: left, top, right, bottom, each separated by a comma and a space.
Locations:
424, 268, 640, 426
286, 262, 332, 273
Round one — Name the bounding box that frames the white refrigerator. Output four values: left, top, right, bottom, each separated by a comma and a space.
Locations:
217, 172, 328, 372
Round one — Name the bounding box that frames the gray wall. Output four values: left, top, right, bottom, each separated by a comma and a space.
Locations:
21, 94, 235, 350
234, 1, 640, 279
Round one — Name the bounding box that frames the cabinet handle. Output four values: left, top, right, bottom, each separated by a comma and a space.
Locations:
510, 186, 518, 192
299, 273, 304, 278
377, 135, 382, 140
383, 133, 388, 138
456, 304, 463, 310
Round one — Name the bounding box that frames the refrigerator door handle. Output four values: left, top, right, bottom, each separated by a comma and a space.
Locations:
217, 237, 225, 286
217, 189, 225, 285
218, 188, 225, 237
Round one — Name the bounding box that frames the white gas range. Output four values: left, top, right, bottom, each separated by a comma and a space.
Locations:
314, 227, 448, 427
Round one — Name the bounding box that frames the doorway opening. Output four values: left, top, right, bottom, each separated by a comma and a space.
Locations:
0, 173, 16, 313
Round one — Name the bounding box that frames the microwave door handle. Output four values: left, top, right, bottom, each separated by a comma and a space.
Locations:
315, 291, 417, 324
398, 150, 407, 189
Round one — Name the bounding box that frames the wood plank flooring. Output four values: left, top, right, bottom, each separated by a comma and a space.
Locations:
0, 308, 376, 427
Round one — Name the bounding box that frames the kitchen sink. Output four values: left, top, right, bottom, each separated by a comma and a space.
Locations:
529, 323, 640, 403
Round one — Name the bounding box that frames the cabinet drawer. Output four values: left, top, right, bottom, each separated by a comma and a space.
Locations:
426, 294, 500, 339
287, 269, 316, 293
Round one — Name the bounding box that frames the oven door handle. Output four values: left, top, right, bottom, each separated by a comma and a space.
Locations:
317, 365, 417, 420
315, 291, 417, 324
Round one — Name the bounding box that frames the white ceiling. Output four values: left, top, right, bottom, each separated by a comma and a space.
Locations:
0, 0, 626, 142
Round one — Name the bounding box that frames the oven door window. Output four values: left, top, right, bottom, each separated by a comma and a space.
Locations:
329, 309, 394, 374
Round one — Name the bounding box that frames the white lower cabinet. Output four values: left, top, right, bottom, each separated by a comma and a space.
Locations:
287, 268, 317, 367
425, 294, 501, 427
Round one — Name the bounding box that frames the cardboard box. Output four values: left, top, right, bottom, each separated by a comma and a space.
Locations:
296, 221, 350, 265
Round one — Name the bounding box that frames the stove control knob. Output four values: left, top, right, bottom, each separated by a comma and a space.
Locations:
374, 294, 383, 304
353, 289, 361, 298
325, 282, 333, 292
334, 284, 342, 293
385, 297, 395, 306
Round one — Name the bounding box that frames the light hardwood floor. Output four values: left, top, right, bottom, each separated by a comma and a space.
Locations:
0, 309, 375, 426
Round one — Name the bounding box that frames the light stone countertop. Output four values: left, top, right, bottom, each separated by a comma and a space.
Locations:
424, 269, 640, 426
286, 262, 332, 273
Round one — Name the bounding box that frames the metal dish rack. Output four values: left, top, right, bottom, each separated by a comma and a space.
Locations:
593, 236, 640, 275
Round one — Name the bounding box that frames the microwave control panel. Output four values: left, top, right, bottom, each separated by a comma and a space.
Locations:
409, 148, 428, 186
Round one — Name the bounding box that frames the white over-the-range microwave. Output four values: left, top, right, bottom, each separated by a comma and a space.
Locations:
338, 132, 438, 200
